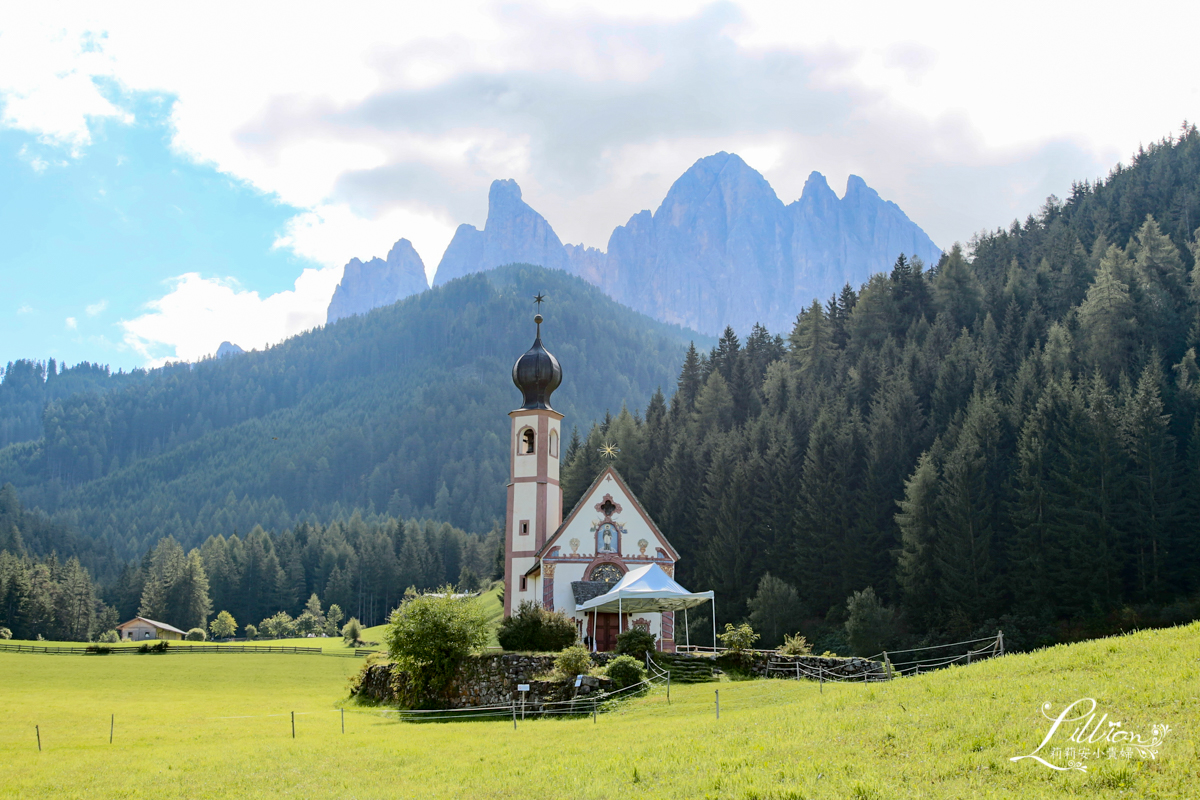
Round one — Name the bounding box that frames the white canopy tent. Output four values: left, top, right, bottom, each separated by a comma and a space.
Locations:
575, 563, 715, 652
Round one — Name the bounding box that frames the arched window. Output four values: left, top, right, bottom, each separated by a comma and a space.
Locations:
521, 428, 536, 454
549, 429, 559, 458
589, 562, 624, 585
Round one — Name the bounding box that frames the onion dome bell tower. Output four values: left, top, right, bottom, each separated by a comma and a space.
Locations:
512, 314, 562, 410
504, 309, 564, 617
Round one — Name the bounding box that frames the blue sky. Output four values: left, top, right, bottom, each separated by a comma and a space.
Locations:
3, 2, 1192, 372
1, 90, 320, 370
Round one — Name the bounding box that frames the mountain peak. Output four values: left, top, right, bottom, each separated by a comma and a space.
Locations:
844, 174, 877, 199
215, 341, 245, 359
327, 237, 429, 323
433, 178, 567, 286
488, 178, 523, 206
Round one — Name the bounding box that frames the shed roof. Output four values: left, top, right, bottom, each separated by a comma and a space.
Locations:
115, 617, 188, 636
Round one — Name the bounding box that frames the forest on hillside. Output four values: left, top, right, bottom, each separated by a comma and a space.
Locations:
0, 479, 496, 639
560, 126, 1200, 652
0, 360, 146, 449
0, 265, 700, 564
6, 128, 1200, 649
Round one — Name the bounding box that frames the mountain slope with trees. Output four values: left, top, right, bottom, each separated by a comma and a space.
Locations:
561, 126, 1200, 651
0, 265, 704, 562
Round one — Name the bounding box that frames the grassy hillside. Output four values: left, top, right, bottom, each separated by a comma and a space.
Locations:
1, 622, 1195, 798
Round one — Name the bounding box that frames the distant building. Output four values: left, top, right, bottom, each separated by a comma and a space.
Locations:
116, 617, 187, 641
504, 312, 682, 652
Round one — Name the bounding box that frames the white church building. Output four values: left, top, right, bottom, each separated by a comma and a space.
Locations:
503, 311, 685, 652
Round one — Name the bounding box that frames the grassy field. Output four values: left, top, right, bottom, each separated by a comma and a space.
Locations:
2, 622, 1196, 799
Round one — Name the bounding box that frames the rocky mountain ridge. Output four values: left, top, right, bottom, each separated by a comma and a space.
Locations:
330, 153, 942, 335
327, 238, 429, 323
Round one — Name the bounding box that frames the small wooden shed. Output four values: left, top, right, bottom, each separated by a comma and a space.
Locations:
116, 617, 187, 641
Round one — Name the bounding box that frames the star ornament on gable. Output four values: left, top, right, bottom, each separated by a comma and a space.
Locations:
533, 292, 547, 310
599, 441, 620, 460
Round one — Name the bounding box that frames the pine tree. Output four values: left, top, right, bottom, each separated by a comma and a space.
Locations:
1122, 362, 1181, 600
1077, 245, 1137, 380
794, 406, 865, 615
934, 388, 1007, 622
789, 300, 834, 383
933, 244, 982, 331
896, 451, 941, 628
676, 343, 703, 412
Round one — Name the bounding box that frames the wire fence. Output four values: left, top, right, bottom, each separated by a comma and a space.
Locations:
765, 631, 1005, 683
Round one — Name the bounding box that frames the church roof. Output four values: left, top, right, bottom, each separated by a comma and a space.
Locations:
570, 580, 612, 605
537, 465, 680, 562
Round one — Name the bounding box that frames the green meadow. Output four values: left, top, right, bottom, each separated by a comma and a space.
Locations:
2, 622, 1196, 799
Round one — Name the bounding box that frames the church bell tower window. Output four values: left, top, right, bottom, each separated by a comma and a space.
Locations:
521, 428, 536, 454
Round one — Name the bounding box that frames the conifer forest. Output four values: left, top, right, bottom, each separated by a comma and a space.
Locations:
5, 129, 1200, 649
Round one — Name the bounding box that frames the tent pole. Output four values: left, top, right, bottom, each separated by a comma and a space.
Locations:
618, 594, 623, 639
685, 607, 690, 651
712, 598, 717, 652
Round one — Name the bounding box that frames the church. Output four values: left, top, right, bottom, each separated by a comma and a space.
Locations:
503, 311, 684, 652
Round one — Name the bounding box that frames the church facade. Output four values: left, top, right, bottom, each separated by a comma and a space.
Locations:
503, 313, 679, 652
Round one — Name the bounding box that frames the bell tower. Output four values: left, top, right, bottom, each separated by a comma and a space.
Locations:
504, 310, 563, 616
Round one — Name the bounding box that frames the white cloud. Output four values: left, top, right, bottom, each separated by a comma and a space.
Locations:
17, 304, 33, 314
120, 267, 343, 366
65, 316, 77, 329
273, 202, 452, 282
86, 299, 108, 315
5, 1, 1198, 365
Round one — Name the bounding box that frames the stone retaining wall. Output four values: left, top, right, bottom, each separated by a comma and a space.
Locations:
748, 653, 885, 679
352, 652, 618, 709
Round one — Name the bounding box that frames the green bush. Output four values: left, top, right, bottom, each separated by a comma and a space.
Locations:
208, 610, 237, 640
553, 644, 593, 680
383, 586, 491, 707
185, 628, 207, 641
777, 633, 812, 655
844, 587, 896, 657
605, 655, 646, 689
342, 617, 364, 645
243, 624, 258, 640
97, 630, 120, 644
615, 628, 657, 660
138, 641, 169, 653
747, 573, 805, 648
324, 604, 344, 637
497, 601, 578, 652
259, 611, 296, 640
85, 645, 112, 654
717, 622, 760, 653
0, 627, 12, 640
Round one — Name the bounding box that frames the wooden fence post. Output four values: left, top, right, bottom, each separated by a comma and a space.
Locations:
110, 714, 114, 744
291, 711, 295, 739
998, 630, 1005, 656
36, 725, 41, 751
715, 690, 719, 720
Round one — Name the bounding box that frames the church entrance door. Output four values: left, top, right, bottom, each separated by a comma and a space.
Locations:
594, 613, 621, 651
